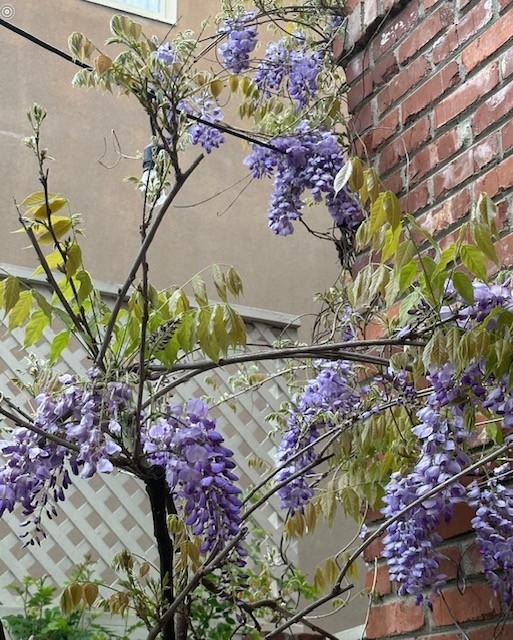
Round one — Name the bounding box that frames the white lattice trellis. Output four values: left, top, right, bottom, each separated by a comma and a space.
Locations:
0, 268, 299, 608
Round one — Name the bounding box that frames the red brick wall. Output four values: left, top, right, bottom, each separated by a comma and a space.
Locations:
343, 0, 513, 259
342, 0, 513, 637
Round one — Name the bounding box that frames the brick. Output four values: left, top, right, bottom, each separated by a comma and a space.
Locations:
353, 100, 374, 133
473, 133, 498, 170
408, 129, 461, 185
345, 50, 368, 84
472, 81, 513, 136
438, 545, 462, 580
421, 188, 471, 234
363, 534, 385, 561
372, 0, 420, 59
398, 6, 454, 63
400, 180, 430, 212
431, 584, 501, 626
365, 564, 392, 596
433, 150, 474, 196
503, 46, 513, 78
379, 116, 431, 173
462, 10, 513, 71
402, 63, 459, 124
368, 108, 400, 149
433, 136, 498, 196
372, 52, 399, 91
365, 600, 425, 638
377, 56, 428, 115
500, 0, 513, 10
463, 541, 485, 575
474, 153, 513, 197
501, 119, 513, 151
384, 168, 404, 194
432, 0, 492, 64
417, 634, 460, 640
468, 623, 513, 640
434, 62, 499, 128
348, 76, 374, 111
496, 232, 513, 265
436, 502, 475, 539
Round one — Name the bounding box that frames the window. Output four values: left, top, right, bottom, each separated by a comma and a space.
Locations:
84, 0, 176, 24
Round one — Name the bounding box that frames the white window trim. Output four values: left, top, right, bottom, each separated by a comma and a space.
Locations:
84, 0, 177, 24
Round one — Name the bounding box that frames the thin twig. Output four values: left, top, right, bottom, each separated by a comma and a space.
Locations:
96, 154, 203, 366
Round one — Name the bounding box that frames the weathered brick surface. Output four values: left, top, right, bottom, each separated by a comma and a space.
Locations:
365, 564, 393, 596
431, 584, 501, 626
342, 0, 513, 639
365, 601, 425, 638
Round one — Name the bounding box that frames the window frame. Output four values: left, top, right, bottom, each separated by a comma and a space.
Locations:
83, 0, 177, 24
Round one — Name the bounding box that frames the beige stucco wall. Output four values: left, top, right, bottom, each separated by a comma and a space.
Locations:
1, 0, 342, 319
0, 0, 366, 632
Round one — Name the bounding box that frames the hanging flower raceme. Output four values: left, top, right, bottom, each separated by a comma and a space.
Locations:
143, 399, 245, 561
469, 464, 513, 606
255, 37, 323, 109
178, 92, 225, 153
218, 11, 258, 74
244, 123, 363, 236
382, 368, 470, 604
0, 374, 131, 540
276, 360, 359, 513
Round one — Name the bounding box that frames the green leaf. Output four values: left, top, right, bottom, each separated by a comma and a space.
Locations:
110, 14, 142, 41
382, 191, 401, 229
210, 79, 224, 98
473, 223, 498, 264
461, 244, 487, 281
349, 157, 364, 192
452, 271, 475, 304
369, 194, 386, 236
226, 266, 243, 296
50, 330, 70, 363
66, 243, 82, 278
36, 216, 72, 243
75, 270, 93, 303
399, 261, 417, 293
381, 224, 401, 262
422, 329, 447, 370
9, 291, 33, 329
192, 275, 208, 307
475, 192, 497, 228
169, 288, 190, 315
24, 310, 49, 347
33, 248, 64, 275
4, 276, 20, 314
197, 307, 220, 362
212, 265, 227, 302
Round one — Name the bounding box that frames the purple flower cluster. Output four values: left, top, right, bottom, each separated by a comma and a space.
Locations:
178, 93, 225, 153
255, 39, 323, 109
469, 464, 513, 606
156, 42, 177, 65
244, 124, 363, 235
276, 360, 358, 512
143, 399, 245, 559
442, 280, 513, 328
0, 374, 131, 540
382, 371, 470, 603
218, 12, 258, 74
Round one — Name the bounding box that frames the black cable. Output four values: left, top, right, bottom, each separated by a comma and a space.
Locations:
0, 16, 282, 153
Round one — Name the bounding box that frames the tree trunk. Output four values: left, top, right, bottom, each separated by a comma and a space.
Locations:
146, 473, 176, 640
